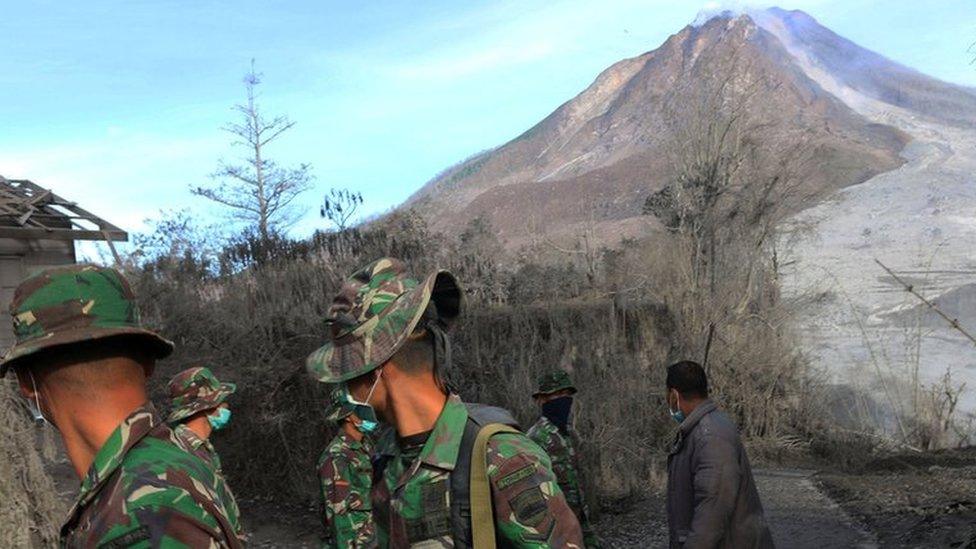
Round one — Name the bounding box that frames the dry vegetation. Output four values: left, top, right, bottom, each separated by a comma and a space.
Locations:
128, 211, 819, 511
0, 382, 62, 547
115, 64, 837, 514
125, 80, 831, 511
5, 56, 928, 539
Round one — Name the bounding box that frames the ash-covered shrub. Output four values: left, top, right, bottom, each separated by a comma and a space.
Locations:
129, 210, 819, 511
0, 381, 62, 547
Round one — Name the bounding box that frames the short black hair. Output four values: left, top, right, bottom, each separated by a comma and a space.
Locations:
666, 360, 708, 398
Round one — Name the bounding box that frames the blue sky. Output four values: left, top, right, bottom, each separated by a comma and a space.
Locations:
1, 0, 974, 255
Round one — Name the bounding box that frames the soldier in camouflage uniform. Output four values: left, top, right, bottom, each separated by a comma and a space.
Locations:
318, 386, 376, 548
0, 264, 242, 548
166, 366, 244, 541
306, 257, 584, 548
528, 371, 601, 548
166, 366, 237, 472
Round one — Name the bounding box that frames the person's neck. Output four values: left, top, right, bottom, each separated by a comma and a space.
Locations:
342, 419, 364, 442
680, 396, 708, 418
387, 378, 448, 438
185, 414, 213, 441
56, 391, 148, 479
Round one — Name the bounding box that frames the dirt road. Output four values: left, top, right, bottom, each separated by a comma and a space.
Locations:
245, 468, 878, 548
597, 469, 875, 549
753, 469, 875, 549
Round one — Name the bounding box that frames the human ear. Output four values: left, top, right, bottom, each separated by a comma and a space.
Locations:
14, 368, 35, 399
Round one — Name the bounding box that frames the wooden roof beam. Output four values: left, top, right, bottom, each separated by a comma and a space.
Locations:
0, 227, 128, 241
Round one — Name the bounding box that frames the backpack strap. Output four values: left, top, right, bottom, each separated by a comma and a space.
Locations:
470, 423, 520, 549
450, 404, 520, 548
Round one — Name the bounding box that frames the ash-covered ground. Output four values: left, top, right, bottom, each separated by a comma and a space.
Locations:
771, 20, 976, 420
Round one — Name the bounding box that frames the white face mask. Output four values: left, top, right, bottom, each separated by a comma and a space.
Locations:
24, 370, 50, 426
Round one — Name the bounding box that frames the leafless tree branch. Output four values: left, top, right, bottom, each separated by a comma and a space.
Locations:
192, 60, 313, 239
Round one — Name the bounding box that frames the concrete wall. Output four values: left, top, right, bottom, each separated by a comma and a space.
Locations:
0, 238, 76, 350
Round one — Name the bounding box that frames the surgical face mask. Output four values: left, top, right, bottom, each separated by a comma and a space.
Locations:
347, 417, 375, 445
24, 371, 49, 426
208, 407, 232, 431
668, 392, 685, 424
344, 370, 382, 434
542, 396, 573, 432
670, 408, 685, 424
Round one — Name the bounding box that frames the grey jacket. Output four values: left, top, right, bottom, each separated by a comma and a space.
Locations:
666, 400, 774, 549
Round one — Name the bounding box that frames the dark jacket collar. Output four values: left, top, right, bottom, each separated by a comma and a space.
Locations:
670, 399, 717, 455
679, 399, 716, 435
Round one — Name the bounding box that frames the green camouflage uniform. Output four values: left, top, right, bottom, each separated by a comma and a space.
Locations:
174, 422, 223, 472
61, 404, 243, 547
0, 264, 242, 548
373, 394, 583, 547
318, 430, 376, 548
317, 386, 376, 548
306, 258, 584, 548
528, 371, 600, 548
166, 366, 244, 541
166, 366, 238, 473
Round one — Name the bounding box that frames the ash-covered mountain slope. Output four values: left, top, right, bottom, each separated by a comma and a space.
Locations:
406, 10, 910, 246
758, 9, 976, 414
757, 7, 976, 128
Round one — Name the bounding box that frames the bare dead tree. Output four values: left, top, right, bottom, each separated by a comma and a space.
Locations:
646, 49, 770, 297
320, 188, 364, 232
637, 45, 831, 436
543, 197, 611, 289
646, 45, 821, 306
194, 60, 312, 240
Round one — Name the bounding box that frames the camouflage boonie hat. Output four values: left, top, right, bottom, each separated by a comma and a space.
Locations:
0, 264, 174, 376
533, 370, 578, 397
324, 386, 356, 423
306, 257, 462, 383
165, 367, 236, 425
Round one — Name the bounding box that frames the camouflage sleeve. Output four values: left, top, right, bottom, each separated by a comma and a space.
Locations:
320, 455, 375, 548
486, 432, 585, 548
93, 486, 231, 548
320, 455, 343, 547
547, 435, 583, 511
554, 445, 601, 548
214, 471, 244, 540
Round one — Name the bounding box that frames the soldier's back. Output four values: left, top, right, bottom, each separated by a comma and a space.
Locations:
527, 416, 601, 548
62, 407, 242, 548
372, 395, 584, 548
172, 423, 244, 541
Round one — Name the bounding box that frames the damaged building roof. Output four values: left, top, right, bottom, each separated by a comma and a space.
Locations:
0, 176, 127, 242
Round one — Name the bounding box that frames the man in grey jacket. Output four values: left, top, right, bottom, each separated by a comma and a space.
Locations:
666, 360, 774, 549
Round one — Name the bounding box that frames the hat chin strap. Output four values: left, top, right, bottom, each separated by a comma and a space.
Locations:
428, 322, 452, 393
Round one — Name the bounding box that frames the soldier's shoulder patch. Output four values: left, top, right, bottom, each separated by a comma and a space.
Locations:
496, 463, 536, 490
100, 525, 150, 549
510, 484, 557, 544
510, 486, 548, 527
